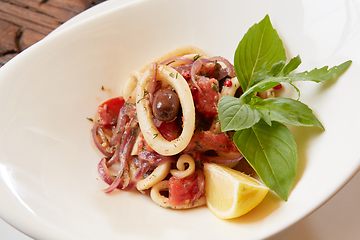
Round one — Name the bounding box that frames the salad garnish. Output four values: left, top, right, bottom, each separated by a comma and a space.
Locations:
218, 15, 352, 200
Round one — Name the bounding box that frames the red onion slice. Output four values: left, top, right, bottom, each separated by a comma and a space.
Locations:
103, 163, 127, 193
190, 59, 211, 92
138, 150, 177, 166
197, 151, 244, 165
110, 101, 136, 146
92, 122, 112, 157
192, 169, 205, 205
147, 62, 158, 104
97, 157, 116, 186
172, 64, 192, 74
209, 56, 236, 78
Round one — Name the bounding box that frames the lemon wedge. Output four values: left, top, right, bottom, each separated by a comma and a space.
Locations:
203, 163, 268, 219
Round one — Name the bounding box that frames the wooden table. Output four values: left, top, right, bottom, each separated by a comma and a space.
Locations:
0, 0, 106, 67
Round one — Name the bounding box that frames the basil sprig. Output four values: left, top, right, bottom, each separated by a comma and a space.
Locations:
218, 15, 351, 201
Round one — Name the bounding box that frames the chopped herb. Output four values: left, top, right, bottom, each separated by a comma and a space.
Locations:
137, 90, 150, 103
153, 133, 159, 139
211, 82, 218, 91
87, 117, 94, 122
193, 54, 201, 61
205, 70, 210, 77
194, 141, 202, 148
166, 60, 176, 66
154, 81, 162, 93
169, 72, 175, 78
215, 62, 221, 71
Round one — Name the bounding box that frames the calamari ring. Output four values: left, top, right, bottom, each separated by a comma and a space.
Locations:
220, 77, 240, 98
170, 154, 195, 179
136, 162, 171, 191
122, 71, 141, 100
136, 65, 195, 156
122, 45, 206, 100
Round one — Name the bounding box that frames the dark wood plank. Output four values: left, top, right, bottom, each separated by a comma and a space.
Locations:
0, 19, 19, 55
0, 0, 105, 67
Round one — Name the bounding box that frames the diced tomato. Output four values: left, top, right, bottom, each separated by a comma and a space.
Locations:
199, 61, 221, 79
98, 97, 125, 126
192, 77, 219, 117
183, 130, 238, 155
136, 120, 181, 155
157, 120, 182, 141
200, 131, 238, 153
169, 173, 203, 206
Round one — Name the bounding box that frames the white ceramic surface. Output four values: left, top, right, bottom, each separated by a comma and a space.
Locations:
2, 170, 360, 240
0, 0, 360, 239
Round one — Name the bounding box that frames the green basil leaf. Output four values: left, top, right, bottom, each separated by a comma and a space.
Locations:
277, 60, 352, 84
255, 97, 324, 129
233, 120, 298, 201
252, 61, 286, 85
242, 60, 352, 98
219, 14, 352, 201
282, 55, 301, 76
234, 15, 286, 92
250, 80, 281, 93
218, 95, 261, 131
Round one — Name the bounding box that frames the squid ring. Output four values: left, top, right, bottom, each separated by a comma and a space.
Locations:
136, 65, 195, 156
136, 162, 171, 191
170, 154, 195, 179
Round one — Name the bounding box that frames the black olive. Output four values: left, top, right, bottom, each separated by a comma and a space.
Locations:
152, 88, 180, 122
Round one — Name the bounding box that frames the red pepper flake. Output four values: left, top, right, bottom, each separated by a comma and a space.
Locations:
224, 79, 232, 87
191, 86, 198, 94
182, 71, 191, 81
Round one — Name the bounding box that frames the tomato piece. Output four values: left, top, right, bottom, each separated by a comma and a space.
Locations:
182, 130, 201, 154
98, 97, 125, 126
136, 121, 181, 155
200, 131, 238, 153
157, 120, 182, 141
183, 130, 238, 154
199, 61, 221, 79
192, 77, 219, 117
169, 173, 202, 206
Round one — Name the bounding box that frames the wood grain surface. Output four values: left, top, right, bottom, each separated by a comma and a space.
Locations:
0, 0, 105, 67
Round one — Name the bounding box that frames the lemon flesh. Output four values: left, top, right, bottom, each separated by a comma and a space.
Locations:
204, 163, 269, 219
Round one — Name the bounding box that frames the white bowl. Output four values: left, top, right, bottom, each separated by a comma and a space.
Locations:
0, 0, 359, 239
